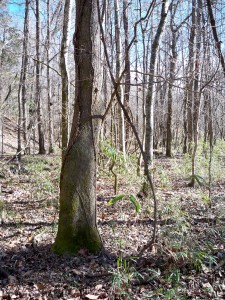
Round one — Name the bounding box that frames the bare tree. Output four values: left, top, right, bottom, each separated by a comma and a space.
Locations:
145, 0, 170, 173
46, 0, 54, 154
53, 0, 103, 254
114, 0, 126, 158
60, 0, 72, 158
35, 0, 45, 154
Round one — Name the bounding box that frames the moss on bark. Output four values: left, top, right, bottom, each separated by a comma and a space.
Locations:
53, 225, 102, 254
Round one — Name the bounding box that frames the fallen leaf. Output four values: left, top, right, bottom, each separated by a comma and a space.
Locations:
202, 282, 213, 290
95, 284, 103, 291
85, 294, 99, 300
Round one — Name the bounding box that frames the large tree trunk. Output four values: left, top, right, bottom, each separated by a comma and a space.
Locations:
53, 0, 103, 254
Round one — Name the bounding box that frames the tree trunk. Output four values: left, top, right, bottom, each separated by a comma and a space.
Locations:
17, 0, 30, 160
21, 0, 29, 148
187, 0, 196, 153
145, 0, 169, 171
47, 0, 54, 154
206, 0, 225, 78
60, 0, 72, 158
166, 28, 177, 157
53, 0, 103, 254
123, 0, 130, 145
190, 0, 202, 187
36, 0, 46, 154
114, 0, 126, 159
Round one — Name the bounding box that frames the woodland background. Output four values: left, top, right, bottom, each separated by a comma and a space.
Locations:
0, 0, 225, 299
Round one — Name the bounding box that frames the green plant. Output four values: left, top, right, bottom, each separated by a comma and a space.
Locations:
167, 269, 181, 287
107, 194, 141, 213
190, 250, 216, 271
110, 257, 140, 299
157, 168, 171, 188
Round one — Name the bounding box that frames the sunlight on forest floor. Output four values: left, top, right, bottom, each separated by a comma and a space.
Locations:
0, 148, 225, 299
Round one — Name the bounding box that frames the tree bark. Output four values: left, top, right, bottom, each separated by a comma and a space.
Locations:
114, 0, 126, 159
206, 0, 225, 78
36, 0, 46, 154
53, 0, 103, 254
21, 0, 29, 148
166, 15, 177, 157
145, 0, 169, 171
60, 0, 72, 158
187, 0, 196, 153
47, 0, 54, 154
17, 0, 30, 160
190, 0, 202, 187
123, 0, 130, 144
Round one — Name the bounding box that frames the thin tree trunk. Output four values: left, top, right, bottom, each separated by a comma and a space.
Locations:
17, 80, 22, 161
114, 0, 126, 159
187, 0, 196, 153
123, 0, 130, 144
190, 0, 202, 187
166, 27, 177, 157
36, 0, 45, 154
145, 0, 169, 172
21, 0, 29, 148
60, 0, 72, 158
17, 0, 30, 160
206, 0, 225, 78
47, 0, 54, 154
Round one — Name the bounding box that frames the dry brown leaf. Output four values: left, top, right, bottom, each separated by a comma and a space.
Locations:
35, 283, 46, 290
70, 288, 81, 297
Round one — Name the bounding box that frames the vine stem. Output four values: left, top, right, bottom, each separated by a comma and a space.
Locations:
97, 0, 158, 256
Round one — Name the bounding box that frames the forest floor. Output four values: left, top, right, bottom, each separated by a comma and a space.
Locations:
0, 151, 225, 299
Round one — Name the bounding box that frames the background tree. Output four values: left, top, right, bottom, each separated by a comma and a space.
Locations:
60, 0, 72, 158
35, 0, 45, 154
145, 0, 170, 172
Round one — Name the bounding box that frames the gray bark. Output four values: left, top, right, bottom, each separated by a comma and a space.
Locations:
187, 0, 196, 153
21, 0, 29, 146
60, 0, 72, 158
145, 0, 169, 171
190, 0, 202, 187
114, 0, 126, 158
47, 0, 54, 154
36, 0, 45, 154
53, 0, 103, 254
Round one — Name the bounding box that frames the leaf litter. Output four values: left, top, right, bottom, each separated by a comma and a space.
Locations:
0, 155, 225, 299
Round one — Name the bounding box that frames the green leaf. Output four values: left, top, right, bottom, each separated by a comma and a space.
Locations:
107, 194, 126, 206
193, 174, 204, 186
129, 194, 141, 213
